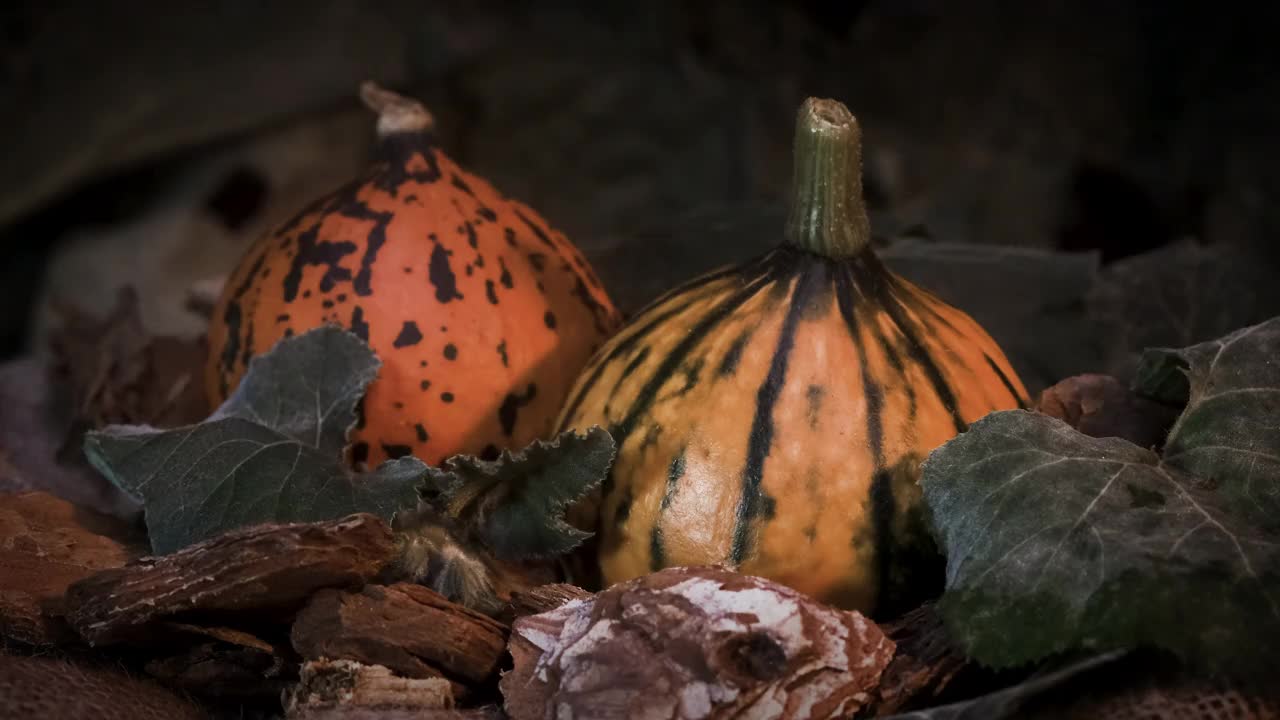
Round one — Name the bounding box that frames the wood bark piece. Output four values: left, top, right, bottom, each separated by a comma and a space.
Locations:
284, 659, 454, 718
0, 491, 136, 645
0, 653, 208, 720
64, 513, 397, 646
501, 565, 895, 720
1034, 373, 1179, 450
871, 603, 970, 716
500, 583, 591, 624
143, 623, 291, 702
292, 583, 508, 689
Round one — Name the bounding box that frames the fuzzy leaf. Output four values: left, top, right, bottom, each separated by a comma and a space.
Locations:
84, 326, 425, 554
420, 426, 615, 562
1136, 316, 1280, 530
922, 409, 1280, 676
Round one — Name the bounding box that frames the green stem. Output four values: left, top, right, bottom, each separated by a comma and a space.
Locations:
784, 97, 872, 258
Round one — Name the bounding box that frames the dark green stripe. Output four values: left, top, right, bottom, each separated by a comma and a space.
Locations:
860, 253, 966, 433
649, 448, 687, 570
730, 262, 824, 565
838, 267, 896, 614
985, 353, 1029, 408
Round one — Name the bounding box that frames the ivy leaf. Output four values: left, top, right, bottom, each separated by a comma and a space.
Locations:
1136, 317, 1280, 530
84, 326, 425, 555
420, 425, 615, 562
921, 316, 1280, 679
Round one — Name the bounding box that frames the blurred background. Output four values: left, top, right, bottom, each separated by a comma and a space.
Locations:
4, 0, 1280, 394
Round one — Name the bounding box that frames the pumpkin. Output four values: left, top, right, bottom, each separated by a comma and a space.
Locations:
205, 83, 623, 467
555, 97, 1029, 614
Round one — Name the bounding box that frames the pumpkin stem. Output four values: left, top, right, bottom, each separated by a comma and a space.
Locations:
359, 81, 435, 136
784, 98, 872, 258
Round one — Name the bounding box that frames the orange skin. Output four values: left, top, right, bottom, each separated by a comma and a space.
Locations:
205, 97, 622, 468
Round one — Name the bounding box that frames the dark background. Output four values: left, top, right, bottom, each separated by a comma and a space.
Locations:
4, 1, 1280, 393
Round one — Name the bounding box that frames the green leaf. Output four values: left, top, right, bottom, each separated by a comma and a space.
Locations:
924, 409, 1280, 676
1136, 316, 1280, 530
84, 326, 425, 554
420, 425, 615, 562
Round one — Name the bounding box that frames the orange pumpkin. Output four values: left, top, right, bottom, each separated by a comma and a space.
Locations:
205, 83, 623, 467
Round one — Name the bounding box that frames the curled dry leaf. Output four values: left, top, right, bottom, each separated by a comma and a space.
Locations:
291, 583, 508, 695
1033, 373, 1178, 450
64, 513, 397, 646
0, 653, 208, 720
0, 357, 138, 518
50, 285, 209, 433
0, 491, 138, 645
285, 659, 454, 719
501, 565, 895, 720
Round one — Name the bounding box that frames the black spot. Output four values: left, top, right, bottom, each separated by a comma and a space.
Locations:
420, 379, 432, 391
485, 279, 499, 304
443, 343, 458, 361
498, 383, 537, 436
336, 293, 347, 302
403, 266, 413, 274
504, 228, 519, 248
544, 311, 557, 329
419, 360, 428, 368
497, 341, 509, 367
571, 277, 611, 334
371, 134, 442, 192
217, 303, 243, 385
451, 173, 475, 196
805, 385, 825, 429
441, 391, 454, 403
440, 326, 447, 332
428, 243, 464, 303
515, 209, 556, 249
474, 254, 485, 268
414, 424, 429, 443
393, 321, 423, 348
465, 265, 474, 277
527, 253, 547, 272
303, 289, 312, 298
393, 401, 405, 410
351, 442, 370, 464
461, 221, 478, 248
283, 327, 294, 338
476, 206, 497, 222
498, 257, 513, 289
321, 299, 334, 309
405, 194, 421, 205
280, 224, 358, 299
382, 443, 413, 459
275, 313, 289, 323
350, 306, 369, 343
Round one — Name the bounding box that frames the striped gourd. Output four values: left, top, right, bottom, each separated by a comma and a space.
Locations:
555, 97, 1029, 615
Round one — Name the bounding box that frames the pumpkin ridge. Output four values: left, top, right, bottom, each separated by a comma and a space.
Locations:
730, 263, 825, 565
